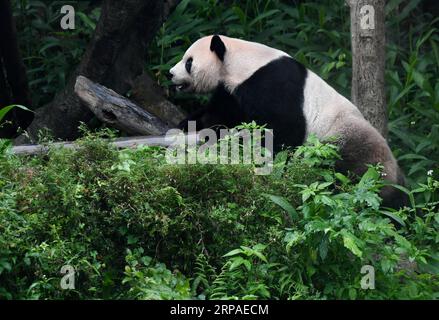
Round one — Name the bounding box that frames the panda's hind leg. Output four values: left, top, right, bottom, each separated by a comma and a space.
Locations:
333, 128, 408, 210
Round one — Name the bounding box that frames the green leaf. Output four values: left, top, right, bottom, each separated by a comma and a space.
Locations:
127, 235, 138, 245
388, 183, 416, 208
229, 257, 251, 271
319, 236, 329, 261
380, 210, 406, 227
249, 9, 281, 27
335, 172, 350, 185
77, 12, 96, 30
359, 167, 380, 186
341, 231, 363, 258
223, 248, 242, 257
348, 288, 357, 300
263, 193, 299, 221
0, 105, 32, 122
252, 251, 268, 263
0, 260, 12, 274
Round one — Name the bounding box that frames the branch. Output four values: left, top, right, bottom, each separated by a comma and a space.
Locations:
11, 133, 197, 156
74, 76, 169, 135
11, 133, 199, 156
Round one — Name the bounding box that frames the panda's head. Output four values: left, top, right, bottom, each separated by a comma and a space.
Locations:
170, 35, 289, 93
169, 35, 226, 93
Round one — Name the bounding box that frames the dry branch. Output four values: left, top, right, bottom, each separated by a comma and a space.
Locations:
11, 133, 199, 156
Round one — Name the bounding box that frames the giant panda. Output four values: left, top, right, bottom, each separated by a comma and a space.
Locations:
169, 35, 407, 208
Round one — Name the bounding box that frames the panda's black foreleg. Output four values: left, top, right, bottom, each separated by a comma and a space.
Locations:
177, 106, 212, 131
178, 85, 244, 135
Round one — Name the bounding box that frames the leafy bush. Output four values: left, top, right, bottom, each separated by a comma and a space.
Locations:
0, 132, 437, 299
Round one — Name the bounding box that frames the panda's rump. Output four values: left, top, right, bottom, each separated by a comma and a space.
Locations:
332, 116, 396, 179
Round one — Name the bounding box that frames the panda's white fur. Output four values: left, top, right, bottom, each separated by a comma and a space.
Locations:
302, 69, 400, 186
170, 35, 406, 208
302, 70, 362, 137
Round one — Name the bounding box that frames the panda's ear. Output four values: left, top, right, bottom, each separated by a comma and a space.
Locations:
210, 35, 226, 61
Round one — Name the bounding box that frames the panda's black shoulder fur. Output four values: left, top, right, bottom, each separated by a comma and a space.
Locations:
234, 56, 307, 150
180, 56, 308, 151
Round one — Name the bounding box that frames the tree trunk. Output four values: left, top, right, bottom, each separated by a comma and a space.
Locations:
0, 58, 11, 106
15, 0, 181, 145
130, 72, 187, 127
348, 0, 387, 138
0, 0, 33, 137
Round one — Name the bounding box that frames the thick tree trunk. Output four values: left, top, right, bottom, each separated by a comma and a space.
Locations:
0, 58, 11, 106
0, 0, 33, 137
15, 0, 181, 144
348, 0, 387, 137
130, 73, 187, 127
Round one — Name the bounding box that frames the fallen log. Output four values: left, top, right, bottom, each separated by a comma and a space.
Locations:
74, 75, 171, 136
11, 133, 200, 156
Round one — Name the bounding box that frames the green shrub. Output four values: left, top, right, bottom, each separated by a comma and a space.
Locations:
0, 132, 437, 299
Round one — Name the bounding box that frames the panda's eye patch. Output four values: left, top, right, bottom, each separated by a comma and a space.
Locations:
185, 57, 193, 74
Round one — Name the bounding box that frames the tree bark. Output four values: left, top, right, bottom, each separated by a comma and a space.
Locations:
348, 0, 387, 137
0, 58, 11, 106
0, 0, 33, 137
15, 0, 181, 145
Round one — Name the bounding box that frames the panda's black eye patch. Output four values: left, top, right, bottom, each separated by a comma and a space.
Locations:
185, 57, 193, 74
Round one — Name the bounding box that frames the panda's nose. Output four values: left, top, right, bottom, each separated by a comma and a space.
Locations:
167, 71, 174, 80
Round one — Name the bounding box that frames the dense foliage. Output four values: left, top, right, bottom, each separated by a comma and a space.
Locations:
0, 131, 438, 299
3, 0, 438, 299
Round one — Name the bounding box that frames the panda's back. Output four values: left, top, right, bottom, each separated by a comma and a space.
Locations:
231, 55, 365, 146
302, 70, 364, 139
231, 55, 401, 184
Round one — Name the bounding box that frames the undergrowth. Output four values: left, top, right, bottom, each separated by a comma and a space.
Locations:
0, 131, 437, 299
